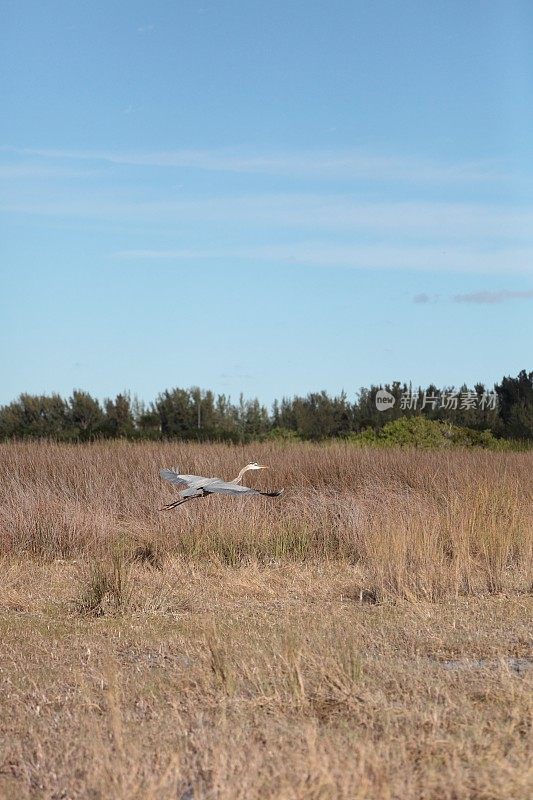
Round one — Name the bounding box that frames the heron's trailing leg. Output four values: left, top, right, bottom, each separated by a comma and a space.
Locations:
160, 495, 200, 511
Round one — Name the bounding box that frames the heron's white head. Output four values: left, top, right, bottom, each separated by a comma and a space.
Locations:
246, 462, 268, 471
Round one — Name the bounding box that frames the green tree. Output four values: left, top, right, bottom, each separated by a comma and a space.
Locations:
495, 370, 533, 439
102, 393, 136, 438
155, 388, 195, 437
69, 390, 104, 439
0, 393, 70, 438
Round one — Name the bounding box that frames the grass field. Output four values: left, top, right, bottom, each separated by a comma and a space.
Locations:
0, 441, 532, 799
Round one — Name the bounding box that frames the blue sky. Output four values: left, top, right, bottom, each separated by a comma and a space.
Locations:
1, 0, 532, 408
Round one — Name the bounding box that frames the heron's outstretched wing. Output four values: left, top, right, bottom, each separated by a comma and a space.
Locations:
159, 468, 212, 488
204, 480, 284, 497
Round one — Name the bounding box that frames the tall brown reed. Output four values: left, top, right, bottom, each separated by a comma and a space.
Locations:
0, 440, 531, 599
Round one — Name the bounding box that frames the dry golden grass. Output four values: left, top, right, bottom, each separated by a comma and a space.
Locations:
0, 441, 532, 799
1, 440, 532, 599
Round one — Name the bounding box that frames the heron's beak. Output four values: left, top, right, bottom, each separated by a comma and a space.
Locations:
258, 464, 269, 469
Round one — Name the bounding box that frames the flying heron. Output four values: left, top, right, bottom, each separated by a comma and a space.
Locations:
159, 462, 284, 510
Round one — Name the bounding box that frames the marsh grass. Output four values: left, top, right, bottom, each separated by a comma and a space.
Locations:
1, 560, 531, 800
1, 440, 533, 797
1, 440, 531, 601
74, 549, 133, 616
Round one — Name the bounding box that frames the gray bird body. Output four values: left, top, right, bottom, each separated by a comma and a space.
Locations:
159, 463, 284, 510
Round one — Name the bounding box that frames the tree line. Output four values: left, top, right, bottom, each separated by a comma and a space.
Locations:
0, 370, 531, 442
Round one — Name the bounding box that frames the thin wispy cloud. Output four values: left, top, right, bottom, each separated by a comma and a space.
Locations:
453, 289, 533, 304
1, 145, 509, 184
0, 163, 99, 179
114, 244, 533, 275
3, 189, 533, 242
413, 293, 430, 303
2, 146, 533, 277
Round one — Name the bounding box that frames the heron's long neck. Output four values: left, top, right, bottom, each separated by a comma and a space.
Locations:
232, 466, 249, 484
